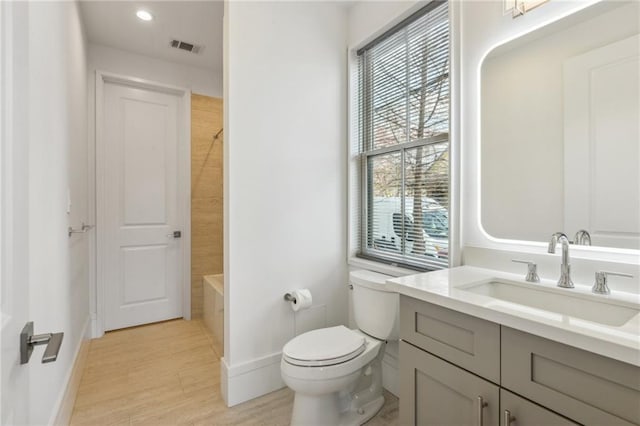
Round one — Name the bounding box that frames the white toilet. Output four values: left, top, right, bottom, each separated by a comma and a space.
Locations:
281, 270, 399, 426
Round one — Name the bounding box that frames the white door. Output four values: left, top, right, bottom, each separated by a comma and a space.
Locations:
1, 1, 30, 423
100, 80, 184, 331
564, 35, 640, 249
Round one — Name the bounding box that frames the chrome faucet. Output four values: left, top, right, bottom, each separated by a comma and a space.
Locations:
548, 232, 574, 288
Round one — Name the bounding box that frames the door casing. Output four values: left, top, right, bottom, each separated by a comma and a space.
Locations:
1, 1, 31, 422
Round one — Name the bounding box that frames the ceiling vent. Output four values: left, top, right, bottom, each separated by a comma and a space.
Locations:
170, 39, 202, 54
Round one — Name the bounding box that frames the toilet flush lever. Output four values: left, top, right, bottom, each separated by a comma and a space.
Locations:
20, 322, 64, 364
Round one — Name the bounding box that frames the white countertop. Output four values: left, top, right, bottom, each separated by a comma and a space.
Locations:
387, 266, 640, 367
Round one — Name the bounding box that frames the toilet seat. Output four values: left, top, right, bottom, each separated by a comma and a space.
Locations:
283, 325, 366, 367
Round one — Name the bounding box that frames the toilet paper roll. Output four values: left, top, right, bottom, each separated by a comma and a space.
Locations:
290, 289, 313, 312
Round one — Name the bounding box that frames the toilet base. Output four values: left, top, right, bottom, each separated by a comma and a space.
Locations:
290, 392, 340, 426
289, 342, 387, 426
341, 395, 384, 426
290, 393, 385, 426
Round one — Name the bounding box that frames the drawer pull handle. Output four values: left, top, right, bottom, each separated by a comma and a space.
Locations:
477, 396, 488, 426
504, 409, 516, 425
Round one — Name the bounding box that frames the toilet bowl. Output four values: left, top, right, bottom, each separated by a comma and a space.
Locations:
281, 270, 399, 426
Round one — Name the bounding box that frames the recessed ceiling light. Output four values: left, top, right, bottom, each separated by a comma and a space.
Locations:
136, 10, 154, 21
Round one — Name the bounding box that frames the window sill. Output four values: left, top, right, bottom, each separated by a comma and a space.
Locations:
347, 256, 421, 278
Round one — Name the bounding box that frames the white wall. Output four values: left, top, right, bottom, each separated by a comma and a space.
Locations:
481, 3, 639, 243
223, 1, 348, 405
348, 1, 417, 47
87, 43, 222, 98
27, 1, 90, 424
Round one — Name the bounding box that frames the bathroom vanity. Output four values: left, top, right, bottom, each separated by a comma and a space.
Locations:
387, 266, 640, 426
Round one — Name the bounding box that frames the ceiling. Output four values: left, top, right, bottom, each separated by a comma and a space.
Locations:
79, 1, 223, 73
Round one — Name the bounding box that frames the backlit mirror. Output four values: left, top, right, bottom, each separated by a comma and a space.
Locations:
481, 1, 639, 250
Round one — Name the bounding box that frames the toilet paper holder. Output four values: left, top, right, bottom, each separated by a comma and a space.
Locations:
284, 293, 297, 303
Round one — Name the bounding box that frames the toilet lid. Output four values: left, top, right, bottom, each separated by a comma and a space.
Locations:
283, 326, 366, 367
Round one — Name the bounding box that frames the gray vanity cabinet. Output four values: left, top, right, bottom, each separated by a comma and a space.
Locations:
399, 341, 574, 426
400, 341, 499, 426
502, 327, 640, 426
399, 296, 640, 426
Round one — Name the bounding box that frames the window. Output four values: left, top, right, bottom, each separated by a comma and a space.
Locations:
356, 1, 450, 270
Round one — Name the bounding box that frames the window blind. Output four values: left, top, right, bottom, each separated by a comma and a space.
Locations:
356, 0, 450, 270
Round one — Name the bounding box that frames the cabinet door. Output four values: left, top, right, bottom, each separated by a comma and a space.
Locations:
400, 341, 499, 426
500, 389, 580, 426
502, 327, 639, 425
400, 296, 501, 383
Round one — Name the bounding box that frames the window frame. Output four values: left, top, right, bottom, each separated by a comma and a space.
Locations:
355, 1, 451, 272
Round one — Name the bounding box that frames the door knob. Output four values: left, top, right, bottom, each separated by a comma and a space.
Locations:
20, 322, 64, 364
166, 231, 182, 238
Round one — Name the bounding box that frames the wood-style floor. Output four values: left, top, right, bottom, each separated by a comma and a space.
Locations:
70, 319, 399, 425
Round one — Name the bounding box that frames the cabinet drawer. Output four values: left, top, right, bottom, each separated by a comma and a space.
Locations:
502, 327, 640, 426
500, 389, 579, 426
400, 341, 499, 426
400, 296, 501, 383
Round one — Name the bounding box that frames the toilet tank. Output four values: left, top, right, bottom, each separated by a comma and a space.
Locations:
350, 270, 400, 341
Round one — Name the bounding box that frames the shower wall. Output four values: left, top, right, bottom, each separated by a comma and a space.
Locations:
191, 93, 223, 318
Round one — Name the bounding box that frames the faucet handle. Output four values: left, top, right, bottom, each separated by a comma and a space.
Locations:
592, 271, 633, 295
573, 229, 591, 246
512, 259, 540, 283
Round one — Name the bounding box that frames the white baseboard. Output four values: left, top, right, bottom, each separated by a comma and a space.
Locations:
221, 352, 285, 407
90, 313, 103, 339
51, 318, 90, 425
220, 343, 399, 407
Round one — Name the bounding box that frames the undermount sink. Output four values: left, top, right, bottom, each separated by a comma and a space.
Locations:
459, 280, 639, 327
